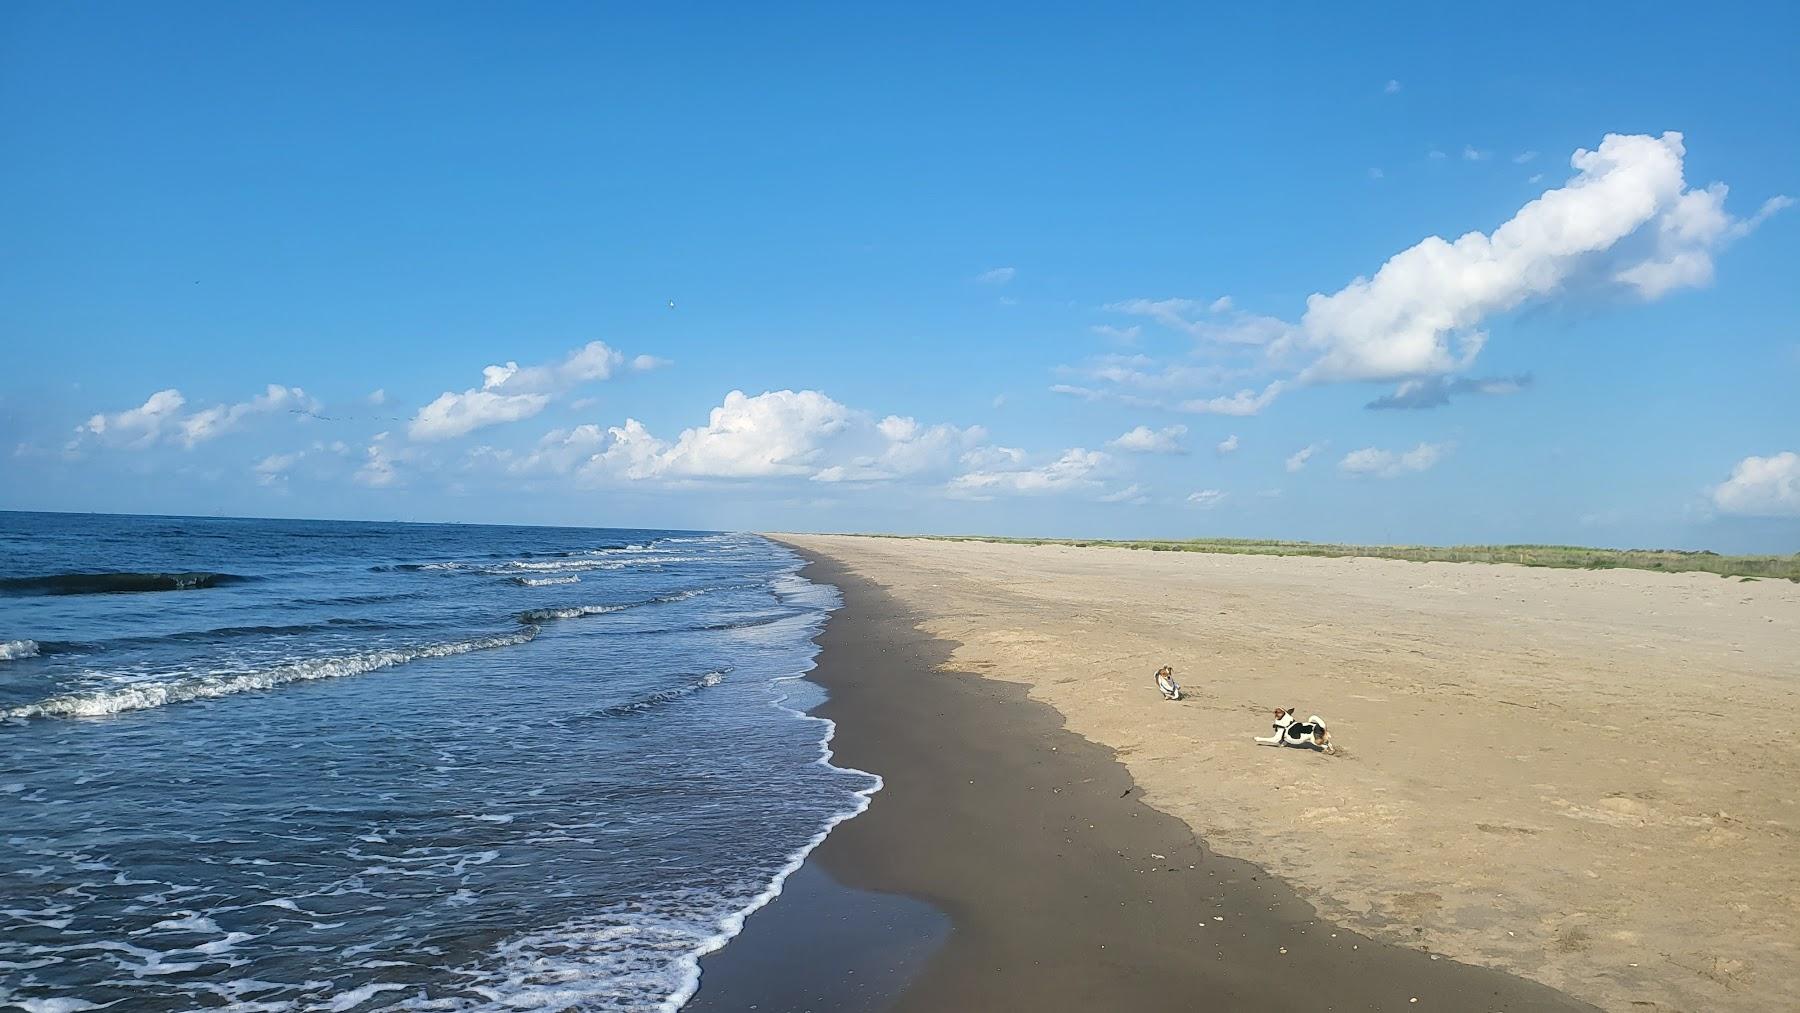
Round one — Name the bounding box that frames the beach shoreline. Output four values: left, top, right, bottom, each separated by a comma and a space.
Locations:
741, 534, 1800, 1013
693, 542, 1596, 1011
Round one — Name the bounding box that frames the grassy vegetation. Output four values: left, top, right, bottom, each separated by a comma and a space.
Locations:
868, 534, 1800, 581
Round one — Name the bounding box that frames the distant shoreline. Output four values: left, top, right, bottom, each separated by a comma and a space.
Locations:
848, 531, 1800, 581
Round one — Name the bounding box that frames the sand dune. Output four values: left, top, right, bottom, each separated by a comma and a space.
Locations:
776, 534, 1800, 1013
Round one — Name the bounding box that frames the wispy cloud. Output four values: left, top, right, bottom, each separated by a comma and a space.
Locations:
1099, 483, 1150, 505
1108, 424, 1188, 454
1178, 380, 1285, 416
1339, 442, 1449, 478
950, 448, 1108, 498
1285, 443, 1321, 472
975, 266, 1017, 285
1105, 297, 1291, 346
1090, 324, 1141, 343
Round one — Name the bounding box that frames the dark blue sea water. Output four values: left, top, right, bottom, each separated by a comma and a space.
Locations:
0, 512, 876, 1012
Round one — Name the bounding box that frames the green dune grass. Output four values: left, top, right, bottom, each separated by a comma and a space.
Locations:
866, 534, 1800, 581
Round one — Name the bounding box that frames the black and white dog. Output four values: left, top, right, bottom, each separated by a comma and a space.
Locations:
1154, 666, 1182, 701
1255, 708, 1334, 753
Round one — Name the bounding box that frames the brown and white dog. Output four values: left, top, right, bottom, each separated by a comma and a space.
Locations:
1154, 666, 1182, 701
1255, 708, 1334, 753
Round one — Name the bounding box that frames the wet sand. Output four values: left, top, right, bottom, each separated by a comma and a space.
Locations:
695, 545, 1597, 1011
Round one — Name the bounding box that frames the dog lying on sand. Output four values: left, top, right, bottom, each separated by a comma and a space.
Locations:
1154, 666, 1181, 700
1255, 708, 1334, 753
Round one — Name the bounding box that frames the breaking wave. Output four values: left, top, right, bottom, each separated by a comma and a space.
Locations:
0, 639, 40, 661
515, 587, 716, 625
0, 628, 538, 722
511, 575, 581, 587
596, 670, 728, 718
0, 571, 252, 596
517, 603, 629, 623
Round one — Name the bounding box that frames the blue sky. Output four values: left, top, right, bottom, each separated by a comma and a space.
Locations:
3, 2, 1796, 551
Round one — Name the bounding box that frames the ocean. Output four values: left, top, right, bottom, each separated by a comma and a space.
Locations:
0, 511, 877, 1012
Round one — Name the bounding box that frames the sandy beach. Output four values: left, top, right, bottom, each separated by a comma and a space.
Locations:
760, 535, 1800, 1013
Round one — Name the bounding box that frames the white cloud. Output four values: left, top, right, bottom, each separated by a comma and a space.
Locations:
1285, 443, 1321, 472
1429, 148, 1447, 161
77, 385, 318, 449
76, 389, 186, 447
976, 267, 1017, 285
1187, 489, 1226, 508
1513, 151, 1539, 164
1216, 434, 1239, 455
356, 433, 402, 487
253, 452, 303, 486
949, 448, 1108, 498
368, 388, 387, 406
1299, 133, 1788, 382
1099, 483, 1150, 505
408, 341, 656, 441
1384, 79, 1401, 94
587, 419, 670, 481
852, 414, 989, 481
1368, 168, 1385, 181
497, 424, 611, 477
252, 442, 344, 486
1108, 424, 1187, 454
1339, 442, 1448, 478
410, 389, 551, 442
501, 389, 984, 488
179, 385, 318, 446
659, 389, 852, 478
1179, 380, 1285, 416
1462, 145, 1490, 162
1711, 451, 1800, 517
1614, 192, 1792, 298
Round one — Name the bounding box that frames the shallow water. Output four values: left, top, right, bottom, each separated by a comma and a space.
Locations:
0, 512, 875, 1011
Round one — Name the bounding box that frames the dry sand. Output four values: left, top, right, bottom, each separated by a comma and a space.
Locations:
773, 534, 1800, 1013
